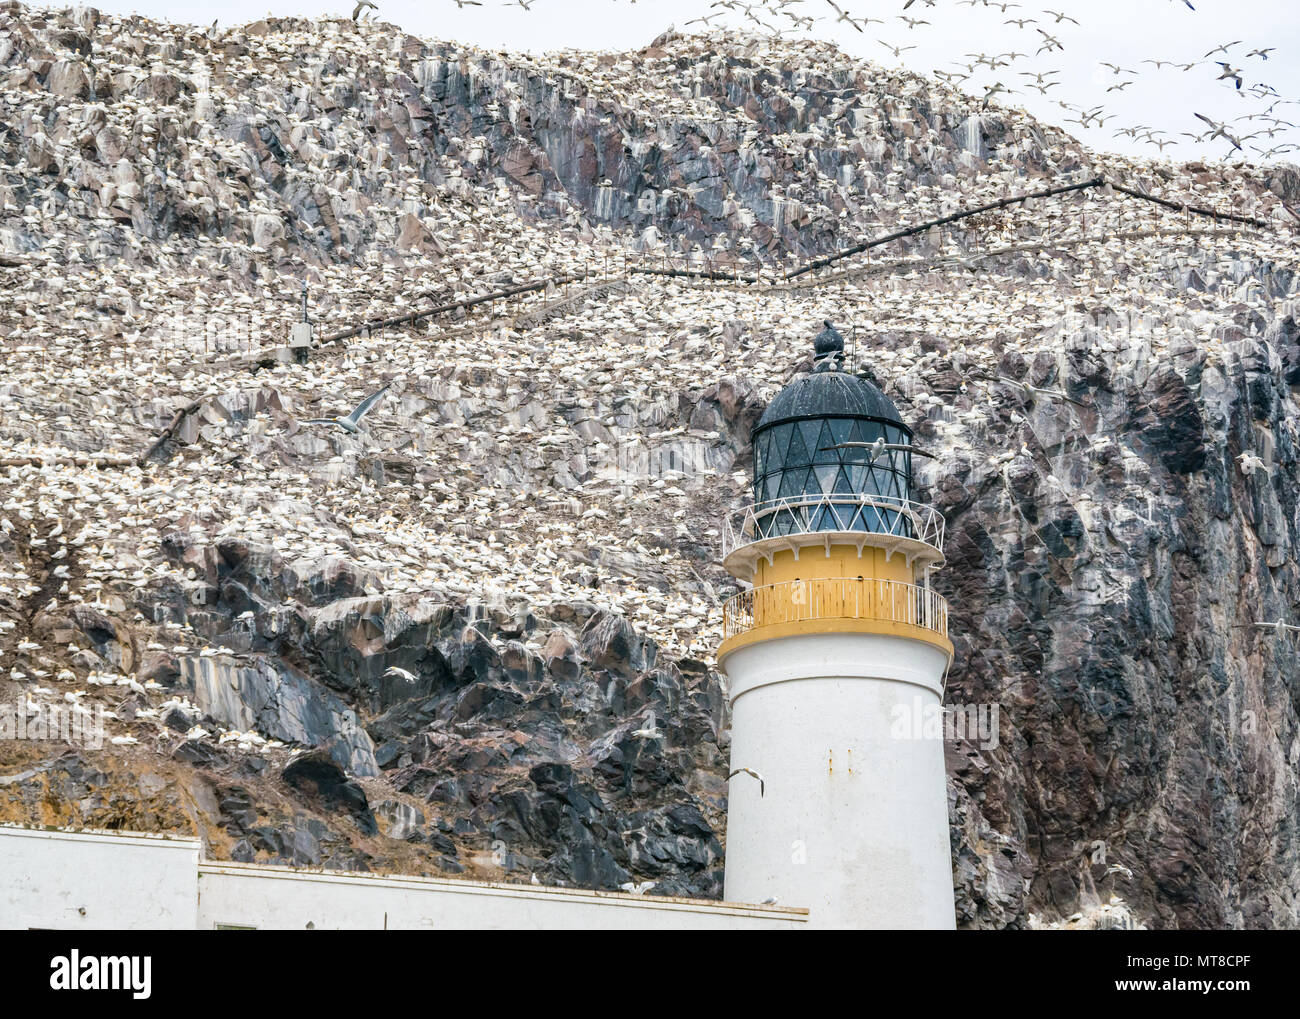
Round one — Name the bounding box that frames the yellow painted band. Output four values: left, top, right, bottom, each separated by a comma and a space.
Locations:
718, 616, 954, 664
755, 544, 914, 587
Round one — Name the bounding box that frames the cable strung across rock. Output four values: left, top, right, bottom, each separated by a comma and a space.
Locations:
1108, 181, 1273, 228
310, 172, 1280, 346
318, 274, 595, 346
784, 176, 1108, 280
134, 171, 1291, 465
138, 400, 202, 467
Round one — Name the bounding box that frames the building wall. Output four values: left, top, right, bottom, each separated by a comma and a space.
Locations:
0, 825, 807, 930
197, 863, 806, 930
721, 632, 955, 930
0, 825, 200, 929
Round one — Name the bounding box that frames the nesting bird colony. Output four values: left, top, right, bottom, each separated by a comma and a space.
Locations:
2, 5, 1299, 919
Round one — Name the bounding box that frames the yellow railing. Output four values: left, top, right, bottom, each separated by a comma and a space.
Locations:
721, 577, 949, 641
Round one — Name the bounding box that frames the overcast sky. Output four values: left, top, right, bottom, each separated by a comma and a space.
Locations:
40, 0, 1300, 162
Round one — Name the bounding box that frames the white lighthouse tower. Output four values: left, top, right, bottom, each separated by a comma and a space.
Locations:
717, 324, 955, 929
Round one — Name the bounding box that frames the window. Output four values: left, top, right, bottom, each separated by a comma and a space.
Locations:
754, 416, 914, 538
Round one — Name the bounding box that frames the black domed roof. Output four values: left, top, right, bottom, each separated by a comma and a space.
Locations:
755, 370, 907, 434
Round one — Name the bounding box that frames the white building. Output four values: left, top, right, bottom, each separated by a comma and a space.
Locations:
0, 825, 805, 930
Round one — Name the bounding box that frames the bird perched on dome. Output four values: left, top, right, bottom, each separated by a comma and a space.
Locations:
813, 319, 845, 372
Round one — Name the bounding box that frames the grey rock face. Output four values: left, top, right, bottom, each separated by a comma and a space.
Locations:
180, 655, 380, 778
140, 530, 727, 896
929, 325, 1300, 929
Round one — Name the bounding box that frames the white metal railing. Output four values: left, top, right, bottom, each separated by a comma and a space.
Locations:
722, 493, 945, 559
721, 577, 949, 641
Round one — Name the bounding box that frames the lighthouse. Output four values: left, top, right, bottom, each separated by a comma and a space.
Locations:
718, 323, 955, 929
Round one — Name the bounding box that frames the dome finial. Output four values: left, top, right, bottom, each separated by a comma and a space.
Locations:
813, 320, 845, 372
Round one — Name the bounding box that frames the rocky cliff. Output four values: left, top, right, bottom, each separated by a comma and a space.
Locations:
1, 5, 1299, 928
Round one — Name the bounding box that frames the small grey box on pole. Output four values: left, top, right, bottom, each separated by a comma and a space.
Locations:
289, 281, 312, 363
